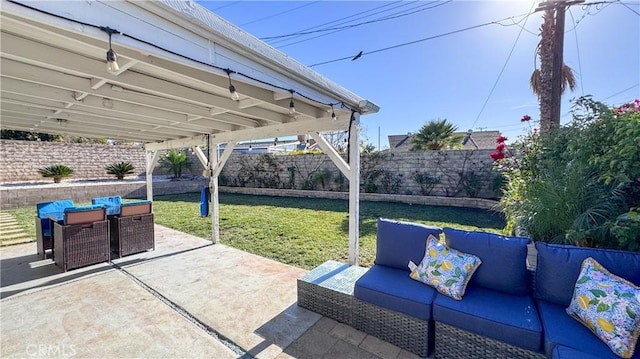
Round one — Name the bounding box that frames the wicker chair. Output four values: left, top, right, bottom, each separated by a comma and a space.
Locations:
53, 205, 110, 271
35, 199, 74, 259
110, 200, 154, 257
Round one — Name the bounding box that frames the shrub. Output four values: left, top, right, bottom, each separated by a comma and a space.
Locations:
495, 97, 640, 251
412, 172, 440, 196
105, 161, 135, 180
159, 149, 191, 179
38, 164, 73, 183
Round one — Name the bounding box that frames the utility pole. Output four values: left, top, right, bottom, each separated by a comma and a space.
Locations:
536, 0, 584, 132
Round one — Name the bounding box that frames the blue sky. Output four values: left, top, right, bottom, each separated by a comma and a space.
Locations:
200, 1, 640, 149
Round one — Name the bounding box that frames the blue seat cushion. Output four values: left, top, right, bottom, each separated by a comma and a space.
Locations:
551, 345, 606, 359
374, 218, 442, 271
63, 204, 106, 213
537, 300, 640, 359
535, 242, 640, 306
443, 227, 531, 296
354, 265, 436, 321
433, 285, 542, 352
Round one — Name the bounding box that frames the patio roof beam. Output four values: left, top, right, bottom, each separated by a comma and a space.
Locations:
309, 132, 350, 178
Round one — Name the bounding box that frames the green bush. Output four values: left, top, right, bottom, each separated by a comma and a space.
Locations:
38, 164, 73, 183
105, 161, 135, 180
496, 96, 639, 251
159, 149, 191, 178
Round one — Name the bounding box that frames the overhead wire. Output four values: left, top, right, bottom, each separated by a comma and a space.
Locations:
308, 11, 535, 68
264, 1, 409, 45
239, 1, 321, 27
265, 1, 451, 48
617, 0, 640, 15
568, 8, 585, 95
469, 0, 538, 131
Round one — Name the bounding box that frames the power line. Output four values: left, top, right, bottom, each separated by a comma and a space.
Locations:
602, 83, 640, 101
568, 8, 585, 95
618, 0, 640, 15
212, 2, 240, 11
265, 1, 406, 45
264, 1, 450, 42
277, 1, 452, 49
470, 0, 538, 130
308, 11, 534, 68
239, 1, 320, 27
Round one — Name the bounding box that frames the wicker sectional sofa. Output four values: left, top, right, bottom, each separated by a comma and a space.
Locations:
349, 218, 640, 359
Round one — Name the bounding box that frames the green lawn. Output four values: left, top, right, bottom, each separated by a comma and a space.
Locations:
5, 193, 505, 269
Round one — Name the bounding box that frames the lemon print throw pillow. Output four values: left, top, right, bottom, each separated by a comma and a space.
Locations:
566, 257, 640, 359
408, 234, 481, 300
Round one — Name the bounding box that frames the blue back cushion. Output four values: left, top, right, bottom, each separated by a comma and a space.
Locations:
36, 200, 75, 218
535, 242, 640, 306
374, 218, 442, 271
444, 227, 531, 296
92, 196, 122, 214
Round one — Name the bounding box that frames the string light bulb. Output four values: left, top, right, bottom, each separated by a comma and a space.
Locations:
274, 137, 278, 146
331, 104, 337, 121
225, 69, 240, 101
288, 90, 296, 114
101, 27, 119, 73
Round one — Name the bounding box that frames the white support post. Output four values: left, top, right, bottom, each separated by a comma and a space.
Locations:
145, 150, 160, 201
348, 113, 361, 266
208, 139, 219, 244
193, 146, 208, 169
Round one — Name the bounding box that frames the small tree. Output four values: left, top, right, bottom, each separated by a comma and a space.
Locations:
105, 161, 135, 180
159, 149, 191, 179
38, 164, 73, 183
411, 119, 463, 150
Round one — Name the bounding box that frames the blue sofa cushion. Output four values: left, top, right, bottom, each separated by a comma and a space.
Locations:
535, 242, 640, 306
36, 200, 75, 236
433, 286, 542, 352
374, 218, 442, 271
443, 227, 531, 296
551, 345, 606, 359
36, 200, 75, 218
538, 300, 640, 359
92, 196, 123, 215
354, 265, 436, 321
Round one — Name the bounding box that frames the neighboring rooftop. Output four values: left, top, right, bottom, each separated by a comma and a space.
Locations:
388, 131, 501, 152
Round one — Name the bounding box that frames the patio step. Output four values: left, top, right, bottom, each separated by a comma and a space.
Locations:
0, 212, 33, 246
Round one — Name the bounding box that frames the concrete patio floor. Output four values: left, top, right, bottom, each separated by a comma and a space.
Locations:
0, 225, 420, 359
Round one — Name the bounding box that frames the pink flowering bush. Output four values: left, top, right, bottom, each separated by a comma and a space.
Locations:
495, 96, 640, 251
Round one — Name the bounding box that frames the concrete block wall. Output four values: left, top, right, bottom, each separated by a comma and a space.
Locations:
0, 140, 148, 182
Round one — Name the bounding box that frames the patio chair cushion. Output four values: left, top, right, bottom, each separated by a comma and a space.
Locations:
535, 242, 640, 307
63, 204, 106, 213
565, 258, 640, 358
433, 285, 542, 352
443, 227, 531, 296
374, 218, 442, 271
537, 300, 640, 359
92, 196, 123, 215
408, 235, 481, 300
36, 200, 75, 218
354, 264, 436, 321
36, 200, 75, 236
551, 345, 604, 359
63, 205, 106, 225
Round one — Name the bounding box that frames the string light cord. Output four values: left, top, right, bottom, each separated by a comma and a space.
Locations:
5, 0, 352, 113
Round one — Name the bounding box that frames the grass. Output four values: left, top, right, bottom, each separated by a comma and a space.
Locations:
4, 193, 505, 269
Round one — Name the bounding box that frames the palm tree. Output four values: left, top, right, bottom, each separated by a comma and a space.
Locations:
410, 119, 463, 151
530, 9, 576, 134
